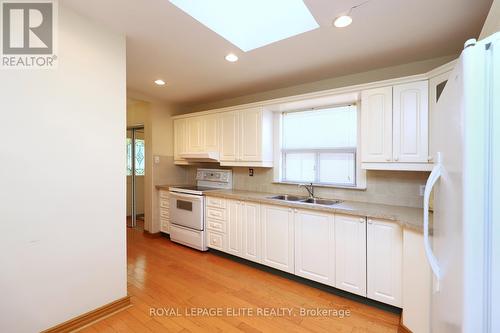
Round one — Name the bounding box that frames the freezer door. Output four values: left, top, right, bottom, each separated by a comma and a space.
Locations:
430, 33, 500, 333
429, 50, 464, 333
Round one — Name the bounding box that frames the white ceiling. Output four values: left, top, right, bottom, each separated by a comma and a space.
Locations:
64, 0, 492, 107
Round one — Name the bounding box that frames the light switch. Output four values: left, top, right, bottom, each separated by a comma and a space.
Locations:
154, 155, 160, 164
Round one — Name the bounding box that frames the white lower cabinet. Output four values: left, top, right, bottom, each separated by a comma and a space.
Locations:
367, 218, 403, 307
402, 229, 431, 333
207, 230, 225, 251
204, 196, 407, 308
241, 202, 261, 263
335, 214, 367, 297
217, 199, 262, 263
159, 190, 170, 234
294, 209, 335, 286
226, 199, 242, 257
261, 204, 295, 273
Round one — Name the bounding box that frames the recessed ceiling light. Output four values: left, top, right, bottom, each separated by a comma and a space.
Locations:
154, 79, 166, 86
169, 0, 319, 52
225, 53, 238, 62
333, 15, 352, 28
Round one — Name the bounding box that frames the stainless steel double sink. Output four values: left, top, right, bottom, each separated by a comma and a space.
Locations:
267, 195, 342, 207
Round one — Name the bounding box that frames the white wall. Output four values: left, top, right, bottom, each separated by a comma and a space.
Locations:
0, 5, 127, 333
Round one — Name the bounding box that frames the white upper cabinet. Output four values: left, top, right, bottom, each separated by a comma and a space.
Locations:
174, 114, 220, 164
393, 81, 429, 163
294, 209, 335, 286
203, 114, 219, 152
261, 204, 294, 273
239, 108, 262, 161
220, 107, 273, 167
367, 218, 402, 307
173, 118, 187, 162
335, 214, 367, 297
361, 87, 393, 163
220, 111, 239, 162
361, 80, 431, 170
186, 114, 219, 153
186, 116, 204, 152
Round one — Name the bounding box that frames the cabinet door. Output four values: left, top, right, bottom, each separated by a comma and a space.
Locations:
186, 117, 203, 152
173, 119, 187, 160
393, 81, 429, 163
203, 114, 219, 152
241, 202, 261, 263
294, 209, 335, 286
361, 87, 393, 162
367, 218, 402, 307
402, 229, 431, 333
226, 199, 242, 257
429, 71, 451, 163
335, 214, 366, 296
261, 205, 294, 273
239, 107, 262, 161
220, 111, 239, 161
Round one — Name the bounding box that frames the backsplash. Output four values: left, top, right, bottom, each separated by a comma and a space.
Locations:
184, 166, 429, 208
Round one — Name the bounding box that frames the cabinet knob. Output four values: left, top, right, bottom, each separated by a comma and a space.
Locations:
367, 219, 373, 224
428, 156, 433, 161
294, 209, 298, 213
289, 208, 293, 213
394, 156, 399, 161
359, 218, 365, 223
386, 158, 391, 161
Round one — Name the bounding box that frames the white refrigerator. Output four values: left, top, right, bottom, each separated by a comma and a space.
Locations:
424, 32, 499, 333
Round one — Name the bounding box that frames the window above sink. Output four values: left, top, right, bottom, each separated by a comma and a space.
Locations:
274, 101, 367, 190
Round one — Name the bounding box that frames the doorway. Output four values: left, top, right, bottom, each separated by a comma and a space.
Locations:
127, 126, 145, 229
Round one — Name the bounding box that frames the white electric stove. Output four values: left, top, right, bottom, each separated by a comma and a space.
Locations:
168, 169, 232, 251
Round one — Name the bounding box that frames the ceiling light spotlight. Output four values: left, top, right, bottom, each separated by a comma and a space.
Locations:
333, 0, 371, 28
225, 53, 239, 62
154, 79, 166, 86
333, 15, 352, 28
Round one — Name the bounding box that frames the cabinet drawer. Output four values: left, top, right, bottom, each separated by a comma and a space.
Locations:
160, 209, 169, 218
206, 207, 226, 221
207, 231, 225, 251
207, 196, 226, 209
206, 218, 226, 233
159, 190, 169, 199
159, 199, 169, 208
160, 217, 170, 233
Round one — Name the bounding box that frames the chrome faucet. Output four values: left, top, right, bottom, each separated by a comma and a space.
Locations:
299, 182, 315, 199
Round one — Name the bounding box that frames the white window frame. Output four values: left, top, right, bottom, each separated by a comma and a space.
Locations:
282, 148, 357, 186
273, 103, 367, 189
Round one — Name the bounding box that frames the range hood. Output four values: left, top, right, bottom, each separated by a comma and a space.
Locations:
179, 152, 220, 162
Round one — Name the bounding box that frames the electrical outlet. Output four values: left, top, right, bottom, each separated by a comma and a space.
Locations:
419, 185, 426, 196
154, 155, 160, 164
248, 168, 254, 177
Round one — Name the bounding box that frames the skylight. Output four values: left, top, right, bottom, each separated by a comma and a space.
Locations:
169, 0, 319, 52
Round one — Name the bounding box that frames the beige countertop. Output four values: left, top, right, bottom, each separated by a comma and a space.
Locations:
156, 184, 189, 190
204, 189, 427, 233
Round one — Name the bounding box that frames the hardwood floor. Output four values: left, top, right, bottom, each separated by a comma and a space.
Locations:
81, 227, 401, 332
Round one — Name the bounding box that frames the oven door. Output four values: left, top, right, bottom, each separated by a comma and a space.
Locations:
169, 192, 204, 231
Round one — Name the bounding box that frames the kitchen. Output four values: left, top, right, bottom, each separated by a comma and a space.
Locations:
1, 1, 498, 333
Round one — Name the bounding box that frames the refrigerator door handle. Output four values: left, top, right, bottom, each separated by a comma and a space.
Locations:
424, 164, 442, 283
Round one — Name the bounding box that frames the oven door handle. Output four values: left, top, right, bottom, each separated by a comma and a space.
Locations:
169, 191, 204, 202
